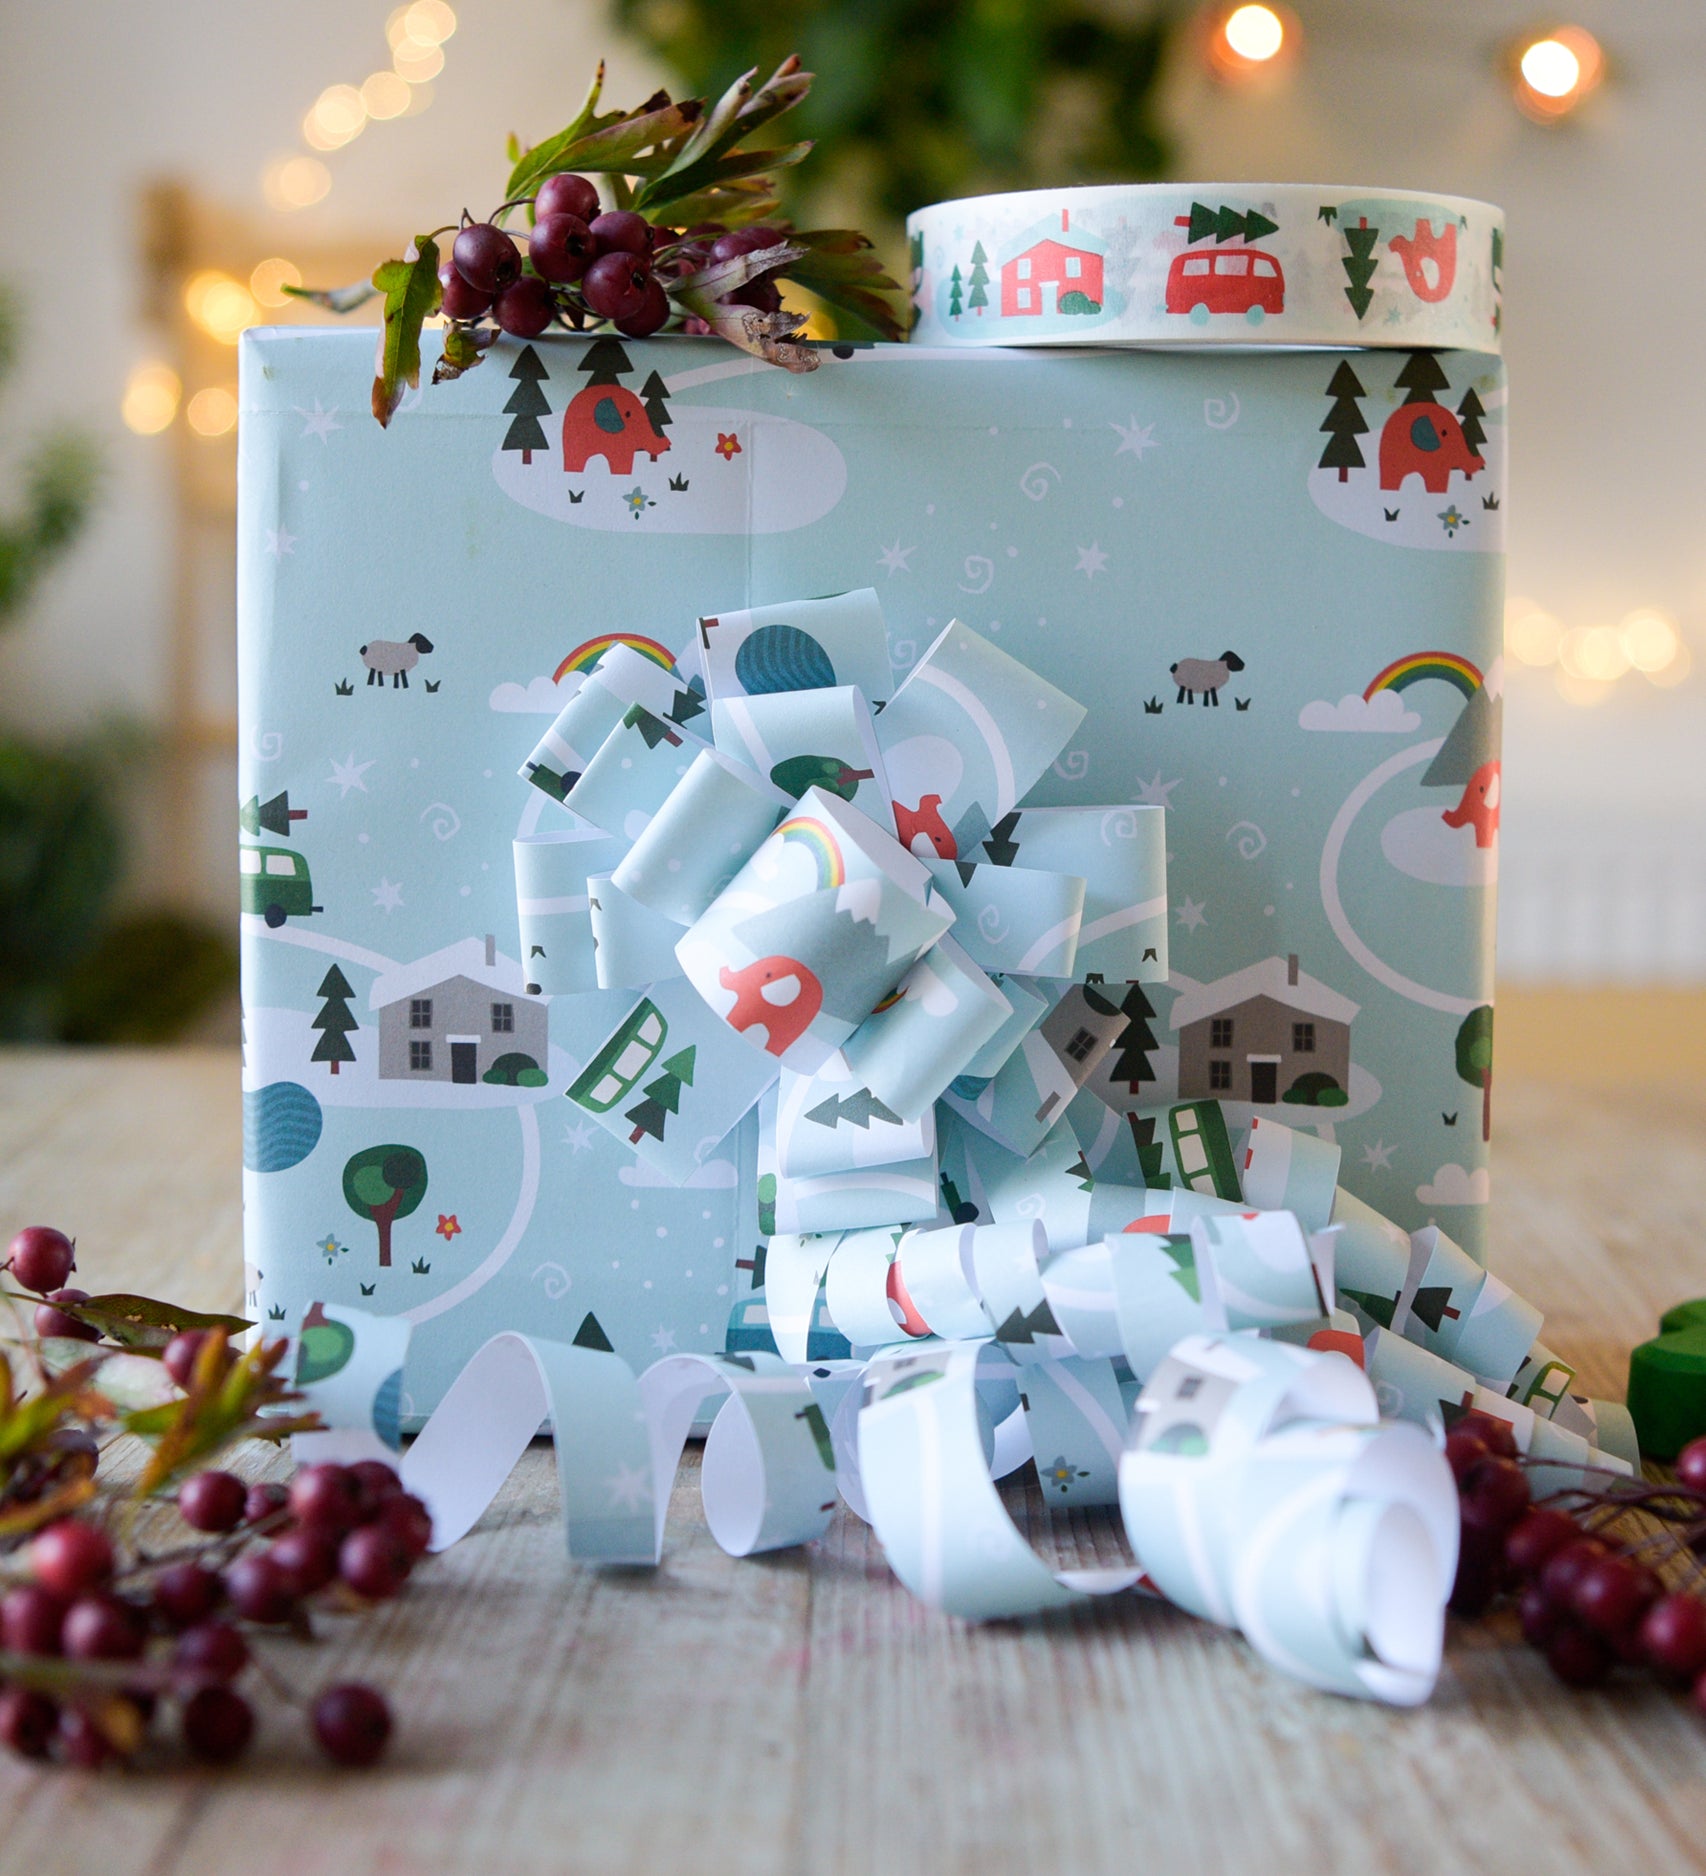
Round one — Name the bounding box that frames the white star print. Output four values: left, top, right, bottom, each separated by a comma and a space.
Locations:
563, 1120, 597, 1154
1361, 1140, 1395, 1171
1175, 897, 1207, 931
371, 878, 403, 913
876, 540, 916, 575
1133, 772, 1182, 809
649, 1326, 678, 1353
1111, 415, 1159, 459
1075, 542, 1109, 579
265, 527, 297, 557
295, 400, 342, 442
604, 1462, 652, 1512
327, 753, 374, 797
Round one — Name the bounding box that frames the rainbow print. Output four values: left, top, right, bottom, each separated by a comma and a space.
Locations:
1363, 651, 1483, 702
777, 816, 847, 888
553, 633, 677, 683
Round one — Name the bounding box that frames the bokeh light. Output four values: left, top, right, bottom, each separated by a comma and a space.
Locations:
305, 83, 368, 151
362, 70, 412, 120
392, 39, 445, 83
263, 156, 331, 211
184, 272, 261, 343
1209, 2, 1297, 79
1224, 5, 1285, 62
1506, 596, 1690, 699
1511, 25, 1604, 121
186, 386, 240, 439
388, 1, 456, 47
249, 258, 302, 308
1505, 596, 1564, 666
121, 362, 181, 436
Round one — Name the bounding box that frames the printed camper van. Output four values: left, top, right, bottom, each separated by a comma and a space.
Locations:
1165, 246, 1285, 320
239, 846, 321, 927
568, 997, 667, 1113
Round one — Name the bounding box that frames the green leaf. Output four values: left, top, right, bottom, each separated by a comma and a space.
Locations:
651, 182, 781, 231
635, 141, 813, 214
432, 324, 486, 385
46, 1291, 252, 1351
284, 279, 380, 315
675, 239, 806, 303
508, 94, 703, 200
371, 237, 442, 427
784, 230, 905, 342
505, 60, 607, 197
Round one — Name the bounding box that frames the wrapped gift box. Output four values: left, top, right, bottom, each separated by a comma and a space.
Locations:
238, 318, 1504, 1419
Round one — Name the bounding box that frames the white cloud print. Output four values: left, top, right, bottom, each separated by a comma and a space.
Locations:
1417, 1163, 1490, 1206
489, 675, 572, 714
1298, 691, 1421, 734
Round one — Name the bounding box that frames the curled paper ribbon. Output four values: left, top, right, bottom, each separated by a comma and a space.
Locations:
907, 183, 1503, 352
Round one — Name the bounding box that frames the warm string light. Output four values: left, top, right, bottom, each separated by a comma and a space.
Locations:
121, 363, 181, 436
1506, 597, 1691, 705
1510, 24, 1604, 121
264, 1, 455, 210
1208, 3, 1299, 81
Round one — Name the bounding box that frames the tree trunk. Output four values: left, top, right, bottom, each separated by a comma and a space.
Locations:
330, 1059, 340, 1076
373, 1191, 402, 1266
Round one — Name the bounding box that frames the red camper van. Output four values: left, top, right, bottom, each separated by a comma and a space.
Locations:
1166, 247, 1285, 318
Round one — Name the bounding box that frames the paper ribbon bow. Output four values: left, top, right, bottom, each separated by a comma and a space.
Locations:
512, 591, 1167, 1229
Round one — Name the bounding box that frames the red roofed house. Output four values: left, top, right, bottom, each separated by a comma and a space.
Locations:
1000, 208, 1106, 318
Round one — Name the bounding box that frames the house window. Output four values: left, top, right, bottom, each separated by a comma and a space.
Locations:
1018, 257, 1032, 280
410, 998, 433, 1029
409, 1040, 433, 1072
1065, 255, 1083, 278
1293, 1022, 1316, 1054
1210, 1017, 1234, 1049
491, 1002, 514, 1034
1017, 286, 1033, 309
1209, 1059, 1232, 1092
1062, 1027, 1098, 1064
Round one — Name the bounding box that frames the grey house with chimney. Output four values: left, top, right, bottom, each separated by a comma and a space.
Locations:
370, 935, 548, 1086
1173, 954, 1357, 1106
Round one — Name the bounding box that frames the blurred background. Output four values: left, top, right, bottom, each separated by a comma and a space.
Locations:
0, 0, 1701, 1057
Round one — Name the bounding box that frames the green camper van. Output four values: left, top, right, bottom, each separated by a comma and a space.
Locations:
239, 845, 322, 927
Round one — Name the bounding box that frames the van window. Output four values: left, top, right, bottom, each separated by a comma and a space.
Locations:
1254, 257, 1276, 277
265, 854, 296, 876
1216, 253, 1249, 275
1182, 256, 1210, 276
240, 851, 262, 875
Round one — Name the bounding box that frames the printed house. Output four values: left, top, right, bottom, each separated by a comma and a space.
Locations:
1173, 954, 1357, 1107
999, 208, 1106, 318
370, 935, 548, 1087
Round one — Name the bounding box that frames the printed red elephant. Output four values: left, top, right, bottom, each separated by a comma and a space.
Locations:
1378, 401, 1483, 493
1441, 759, 1501, 848
561, 385, 670, 476
894, 793, 956, 860
717, 956, 824, 1057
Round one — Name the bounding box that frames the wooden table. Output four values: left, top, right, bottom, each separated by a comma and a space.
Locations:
2, 1047, 1705, 1876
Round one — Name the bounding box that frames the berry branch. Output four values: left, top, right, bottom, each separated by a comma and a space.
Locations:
295, 57, 905, 424
0, 1223, 417, 1771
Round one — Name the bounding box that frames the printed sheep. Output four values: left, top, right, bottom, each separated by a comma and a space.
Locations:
360, 633, 434, 689
1170, 650, 1245, 706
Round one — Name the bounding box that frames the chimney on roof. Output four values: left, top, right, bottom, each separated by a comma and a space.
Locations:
1062, 208, 1070, 233
485, 934, 496, 969
1286, 953, 1299, 986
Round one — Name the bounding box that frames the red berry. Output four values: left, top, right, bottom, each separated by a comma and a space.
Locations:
31, 1519, 114, 1599
1538, 1537, 1608, 1611
378, 1492, 433, 1561
349, 1460, 403, 1509
1, 1584, 67, 1655
7, 1225, 75, 1294
589, 210, 652, 256
1677, 1437, 1706, 1495
1572, 1554, 1659, 1639
311, 1683, 392, 1767
0, 1688, 56, 1760
57, 1705, 121, 1769
1444, 1426, 1491, 1484
178, 1469, 248, 1534
1642, 1592, 1706, 1682
244, 1480, 290, 1526
290, 1463, 363, 1535
437, 257, 493, 321
173, 1619, 250, 1684
709, 225, 781, 263
581, 251, 653, 322
338, 1525, 410, 1600
1448, 1526, 1502, 1616
1459, 1410, 1519, 1459
163, 1329, 213, 1389
224, 1552, 295, 1626
1547, 1622, 1616, 1688
452, 222, 521, 295
269, 1527, 339, 1596
35, 1287, 99, 1342
152, 1562, 223, 1630
63, 1595, 145, 1662
727, 279, 782, 314
181, 1685, 254, 1764
536, 172, 600, 222
1519, 1580, 1562, 1647
615, 278, 671, 338
492, 275, 556, 338
1460, 1455, 1531, 1535
1504, 1508, 1579, 1578
529, 212, 595, 284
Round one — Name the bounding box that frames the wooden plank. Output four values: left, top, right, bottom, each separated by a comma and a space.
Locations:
0, 1044, 1704, 1875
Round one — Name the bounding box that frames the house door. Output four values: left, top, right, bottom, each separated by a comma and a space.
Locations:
1248, 1059, 1279, 1104
450, 1041, 478, 1084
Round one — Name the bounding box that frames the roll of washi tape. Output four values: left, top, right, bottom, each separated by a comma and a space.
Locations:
906, 184, 1503, 352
